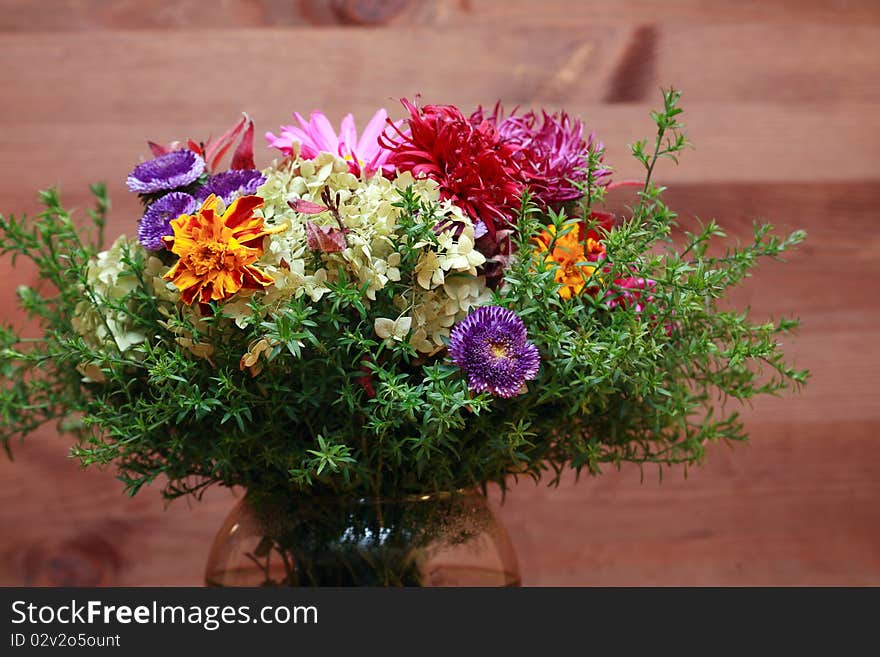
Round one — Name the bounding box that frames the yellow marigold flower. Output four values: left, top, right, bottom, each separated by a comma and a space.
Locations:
163, 194, 284, 305
534, 224, 605, 300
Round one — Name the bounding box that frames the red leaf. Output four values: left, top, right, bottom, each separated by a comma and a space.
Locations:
289, 199, 328, 215
148, 140, 185, 156
230, 118, 256, 170
357, 365, 376, 399
205, 114, 248, 171
187, 139, 204, 158
305, 221, 346, 253
148, 141, 170, 157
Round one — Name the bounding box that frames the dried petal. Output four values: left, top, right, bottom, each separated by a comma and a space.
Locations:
289, 199, 329, 215
374, 316, 412, 341
305, 221, 346, 253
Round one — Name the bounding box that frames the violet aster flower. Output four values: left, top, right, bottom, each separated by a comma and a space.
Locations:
137, 192, 197, 251
195, 169, 266, 205
448, 306, 540, 398
471, 105, 611, 207
126, 149, 205, 194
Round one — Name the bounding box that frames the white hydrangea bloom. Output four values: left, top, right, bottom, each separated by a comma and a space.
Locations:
88, 235, 139, 299
407, 274, 492, 355
374, 316, 412, 344
145, 255, 178, 303
256, 152, 478, 301
72, 235, 146, 353
249, 152, 491, 354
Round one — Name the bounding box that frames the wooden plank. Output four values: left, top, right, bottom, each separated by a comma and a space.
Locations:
0, 28, 877, 225
3, 101, 879, 228
1, 0, 877, 31
0, 0, 433, 29
0, 28, 624, 127
465, 0, 880, 27
1, 25, 879, 119
603, 23, 880, 102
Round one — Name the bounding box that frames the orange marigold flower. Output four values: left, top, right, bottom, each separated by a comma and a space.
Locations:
162, 194, 282, 305
534, 223, 605, 300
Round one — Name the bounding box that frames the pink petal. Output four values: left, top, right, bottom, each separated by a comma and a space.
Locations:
282, 126, 308, 141
293, 112, 312, 132
362, 152, 382, 177
278, 127, 316, 157
356, 109, 389, 160
339, 113, 358, 156
269, 126, 319, 159
307, 111, 340, 154
265, 133, 294, 156
265, 131, 286, 148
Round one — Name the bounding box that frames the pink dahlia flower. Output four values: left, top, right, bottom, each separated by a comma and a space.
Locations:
471, 105, 611, 207
266, 109, 400, 178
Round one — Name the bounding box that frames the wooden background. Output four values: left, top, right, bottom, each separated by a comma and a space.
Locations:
1, 0, 878, 586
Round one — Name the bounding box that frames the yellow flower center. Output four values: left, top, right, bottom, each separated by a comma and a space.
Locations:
343, 152, 365, 169
187, 242, 231, 275
490, 342, 509, 358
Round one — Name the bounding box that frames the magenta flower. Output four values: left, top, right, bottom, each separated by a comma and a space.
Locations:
606, 276, 679, 336
471, 105, 611, 207
606, 276, 657, 313
266, 109, 401, 178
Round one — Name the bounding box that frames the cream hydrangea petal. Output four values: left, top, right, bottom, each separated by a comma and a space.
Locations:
248, 150, 490, 345
375, 316, 411, 341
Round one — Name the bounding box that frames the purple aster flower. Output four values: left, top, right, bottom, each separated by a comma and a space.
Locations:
448, 306, 540, 398
126, 149, 205, 194
137, 192, 197, 250
195, 169, 266, 205
471, 105, 611, 207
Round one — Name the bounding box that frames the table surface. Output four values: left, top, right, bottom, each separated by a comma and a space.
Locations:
0, 0, 878, 586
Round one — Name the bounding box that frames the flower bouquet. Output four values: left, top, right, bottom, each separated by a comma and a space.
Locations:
0, 90, 806, 586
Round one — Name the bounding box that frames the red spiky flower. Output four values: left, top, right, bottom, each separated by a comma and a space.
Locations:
379, 99, 524, 238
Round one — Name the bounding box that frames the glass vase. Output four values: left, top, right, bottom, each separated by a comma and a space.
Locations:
205, 490, 520, 587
